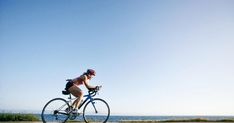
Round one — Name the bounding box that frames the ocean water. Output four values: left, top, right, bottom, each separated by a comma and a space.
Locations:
38, 114, 234, 122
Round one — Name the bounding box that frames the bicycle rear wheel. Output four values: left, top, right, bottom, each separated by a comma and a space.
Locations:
41, 98, 70, 123
83, 98, 110, 123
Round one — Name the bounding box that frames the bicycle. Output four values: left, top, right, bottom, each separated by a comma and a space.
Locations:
41, 80, 110, 123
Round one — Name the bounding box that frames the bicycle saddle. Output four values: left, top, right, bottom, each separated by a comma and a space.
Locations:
62, 90, 70, 95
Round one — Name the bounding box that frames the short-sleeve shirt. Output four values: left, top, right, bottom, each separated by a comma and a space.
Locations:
72, 74, 87, 86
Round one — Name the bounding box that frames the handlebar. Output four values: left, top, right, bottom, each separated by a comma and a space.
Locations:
88, 86, 102, 97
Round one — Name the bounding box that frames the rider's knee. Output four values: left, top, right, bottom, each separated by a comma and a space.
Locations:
80, 91, 84, 97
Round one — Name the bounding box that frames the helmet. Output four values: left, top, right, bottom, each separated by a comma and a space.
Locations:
87, 69, 96, 76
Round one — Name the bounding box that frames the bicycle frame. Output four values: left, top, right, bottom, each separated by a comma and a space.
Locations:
79, 93, 94, 109
66, 91, 97, 110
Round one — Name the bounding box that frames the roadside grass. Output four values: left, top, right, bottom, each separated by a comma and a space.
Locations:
0, 113, 39, 121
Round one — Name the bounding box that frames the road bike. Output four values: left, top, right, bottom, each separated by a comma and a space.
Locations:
41, 81, 110, 123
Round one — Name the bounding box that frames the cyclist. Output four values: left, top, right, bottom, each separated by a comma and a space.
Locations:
65, 69, 98, 113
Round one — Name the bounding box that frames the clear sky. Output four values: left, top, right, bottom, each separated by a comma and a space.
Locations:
0, 0, 234, 115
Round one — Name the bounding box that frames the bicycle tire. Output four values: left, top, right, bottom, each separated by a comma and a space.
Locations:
41, 98, 70, 123
83, 98, 110, 123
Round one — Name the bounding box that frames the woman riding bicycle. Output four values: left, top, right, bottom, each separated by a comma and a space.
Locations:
65, 69, 98, 113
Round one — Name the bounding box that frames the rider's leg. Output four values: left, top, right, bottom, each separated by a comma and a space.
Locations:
68, 85, 83, 109
74, 95, 83, 109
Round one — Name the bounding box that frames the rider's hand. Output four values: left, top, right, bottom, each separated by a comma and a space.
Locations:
95, 85, 102, 91
88, 86, 101, 91
95, 86, 99, 91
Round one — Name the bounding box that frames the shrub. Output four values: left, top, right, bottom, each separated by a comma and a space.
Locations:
0, 113, 39, 121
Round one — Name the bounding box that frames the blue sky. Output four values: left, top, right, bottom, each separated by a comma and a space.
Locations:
0, 0, 234, 115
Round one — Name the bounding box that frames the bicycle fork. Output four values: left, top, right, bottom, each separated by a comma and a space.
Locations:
90, 99, 98, 113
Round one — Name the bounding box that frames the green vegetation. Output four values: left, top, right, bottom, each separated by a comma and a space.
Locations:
0, 113, 39, 121
162, 118, 209, 122
217, 119, 234, 122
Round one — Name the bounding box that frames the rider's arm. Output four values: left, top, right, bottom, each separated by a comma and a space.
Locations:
82, 75, 96, 90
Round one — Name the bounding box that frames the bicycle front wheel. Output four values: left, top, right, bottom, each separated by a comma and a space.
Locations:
83, 98, 110, 123
41, 98, 70, 123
